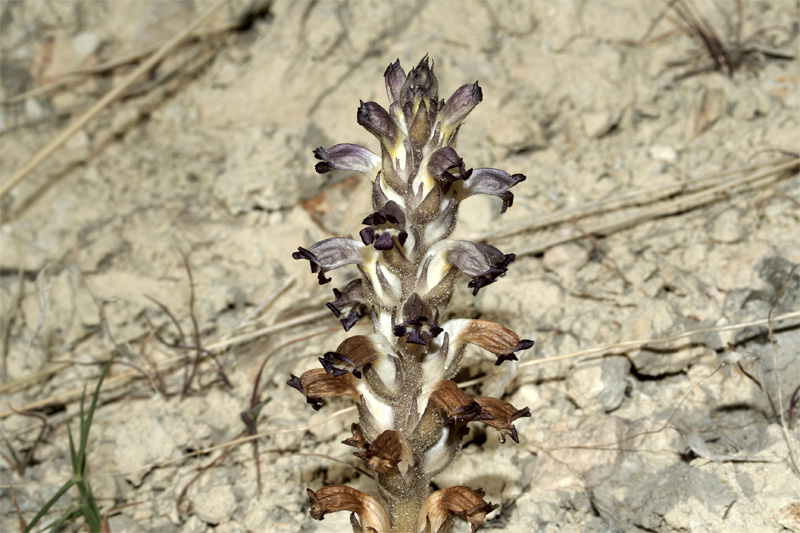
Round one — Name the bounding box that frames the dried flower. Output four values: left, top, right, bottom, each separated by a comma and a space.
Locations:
289, 57, 533, 532
308, 485, 390, 532
418, 486, 499, 533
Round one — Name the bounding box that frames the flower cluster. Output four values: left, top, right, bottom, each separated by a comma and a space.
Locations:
289, 57, 533, 533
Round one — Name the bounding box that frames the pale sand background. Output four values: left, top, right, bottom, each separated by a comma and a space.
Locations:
1, 1, 799, 531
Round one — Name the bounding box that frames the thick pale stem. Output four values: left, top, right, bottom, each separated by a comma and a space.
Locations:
378, 344, 460, 532
380, 473, 428, 533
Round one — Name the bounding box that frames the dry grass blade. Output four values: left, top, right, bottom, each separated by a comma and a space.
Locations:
670, 0, 734, 77
478, 156, 796, 242
1, 267, 25, 384
514, 156, 799, 257
767, 263, 800, 474
456, 310, 800, 389
219, 275, 296, 341
663, 0, 794, 79
520, 310, 800, 370
0, 307, 334, 418
0, 0, 272, 107
243, 325, 339, 492
0, 408, 49, 477
208, 309, 333, 349
0, 0, 232, 200
110, 406, 357, 476
112, 312, 800, 496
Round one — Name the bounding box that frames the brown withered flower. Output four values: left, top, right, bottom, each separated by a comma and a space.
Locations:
418, 486, 499, 533
308, 485, 390, 532
288, 57, 534, 532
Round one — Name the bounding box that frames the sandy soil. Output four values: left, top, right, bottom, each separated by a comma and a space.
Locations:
1, 1, 799, 532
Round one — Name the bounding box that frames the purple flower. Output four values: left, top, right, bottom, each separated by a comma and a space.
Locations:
440, 81, 483, 142
292, 238, 364, 284
392, 293, 443, 346
359, 201, 408, 251
459, 168, 527, 213
428, 147, 472, 185
443, 241, 516, 295
313, 143, 380, 178
326, 279, 368, 331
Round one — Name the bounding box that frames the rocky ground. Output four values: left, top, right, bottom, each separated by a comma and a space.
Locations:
1, 1, 799, 532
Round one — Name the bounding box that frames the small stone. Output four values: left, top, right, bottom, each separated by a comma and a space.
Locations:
566, 360, 604, 410
599, 355, 630, 412
648, 144, 677, 163
512, 384, 543, 411
487, 113, 547, 153
543, 242, 589, 272
72, 32, 100, 65
732, 88, 773, 120
24, 97, 47, 120
566, 355, 629, 413
106, 515, 147, 533
709, 207, 745, 244
692, 87, 727, 137
582, 109, 618, 138
190, 472, 238, 525
620, 299, 704, 375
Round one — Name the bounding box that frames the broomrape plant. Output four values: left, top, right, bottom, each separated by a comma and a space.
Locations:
289, 57, 533, 533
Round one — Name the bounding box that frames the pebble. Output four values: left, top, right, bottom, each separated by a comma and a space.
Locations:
191, 474, 238, 525
582, 109, 618, 138
620, 299, 700, 375
709, 207, 745, 244
71, 31, 100, 65
648, 144, 678, 163
566, 355, 630, 412
543, 242, 590, 272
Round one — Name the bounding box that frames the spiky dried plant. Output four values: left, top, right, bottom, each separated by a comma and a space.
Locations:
289, 57, 533, 533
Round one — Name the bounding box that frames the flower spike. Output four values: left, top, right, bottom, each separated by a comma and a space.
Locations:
291, 57, 532, 532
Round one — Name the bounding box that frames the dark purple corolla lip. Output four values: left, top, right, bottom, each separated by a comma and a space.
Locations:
494, 339, 536, 366
325, 279, 368, 331
428, 147, 472, 185
442, 241, 516, 295
359, 201, 408, 251
291, 238, 364, 285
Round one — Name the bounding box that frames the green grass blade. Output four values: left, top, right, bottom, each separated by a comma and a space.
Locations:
42, 503, 80, 532
74, 475, 102, 525
77, 384, 88, 475
66, 421, 79, 474
23, 479, 76, 532
78, 358, 113, 471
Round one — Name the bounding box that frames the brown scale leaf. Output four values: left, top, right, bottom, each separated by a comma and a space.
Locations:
286, 369, 360, 410
456, 319, 534, 365
320, 335, 381, 378
353, 429, 412, 475
474, 397, 531, 444
418, 486, 499, 533
307, 485, 390, 532
430, 380, 494, 426
462, 319, 520, 355
342, 423, 369, 450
